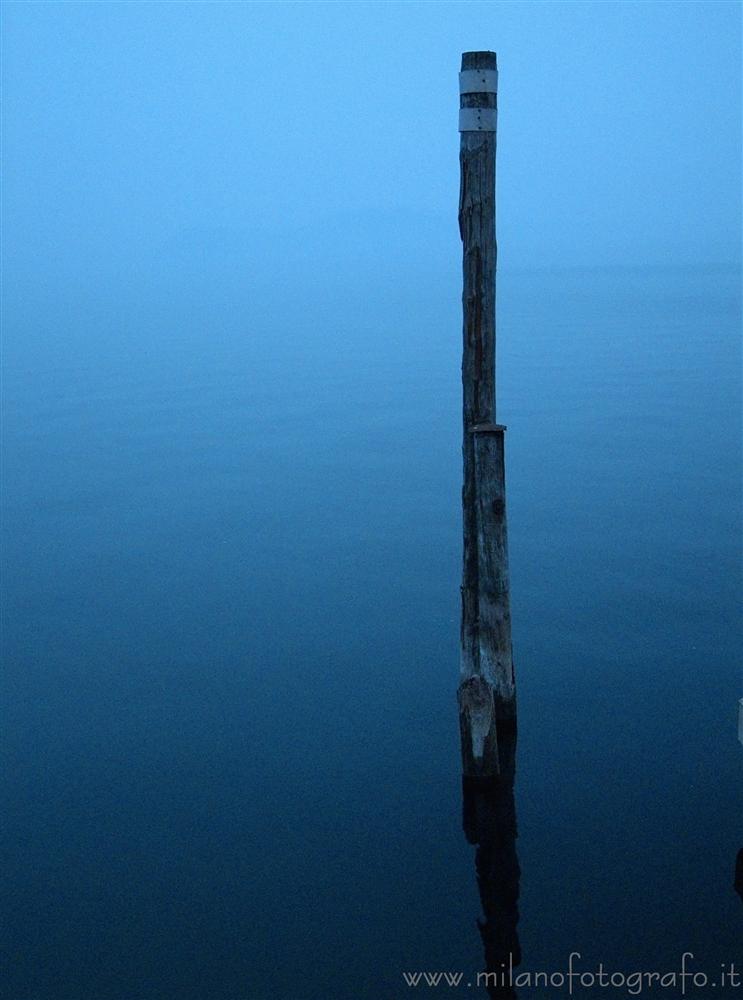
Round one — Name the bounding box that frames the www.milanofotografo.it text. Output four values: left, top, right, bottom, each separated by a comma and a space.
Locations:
402, 953, 741, 994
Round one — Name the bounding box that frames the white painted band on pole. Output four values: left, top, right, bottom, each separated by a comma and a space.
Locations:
459, 69, 498, 94
459, 107, 497, 132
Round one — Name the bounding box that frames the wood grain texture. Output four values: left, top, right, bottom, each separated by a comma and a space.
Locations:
473, 426, 515, 724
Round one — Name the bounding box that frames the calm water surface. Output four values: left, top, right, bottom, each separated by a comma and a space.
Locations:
2, 265, 741, 998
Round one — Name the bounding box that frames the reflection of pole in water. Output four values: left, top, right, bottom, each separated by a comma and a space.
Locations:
463, 734, 521, 998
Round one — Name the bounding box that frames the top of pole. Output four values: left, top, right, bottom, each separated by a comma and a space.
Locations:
459, 51, 497, 131
461, 51, 497, 71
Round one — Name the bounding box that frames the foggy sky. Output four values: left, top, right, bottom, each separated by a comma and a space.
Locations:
2, 0, 741, 320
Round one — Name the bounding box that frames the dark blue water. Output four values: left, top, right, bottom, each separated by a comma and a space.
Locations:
2, 264, 741, 999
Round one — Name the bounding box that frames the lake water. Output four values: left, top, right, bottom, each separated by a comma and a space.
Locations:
2, 263, 741, 999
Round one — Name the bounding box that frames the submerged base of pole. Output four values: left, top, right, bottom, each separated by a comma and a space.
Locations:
459, 675, 518, 781
458, 676, 500, 779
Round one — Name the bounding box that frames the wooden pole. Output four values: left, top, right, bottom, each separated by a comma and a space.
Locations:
457, 51, 516, 779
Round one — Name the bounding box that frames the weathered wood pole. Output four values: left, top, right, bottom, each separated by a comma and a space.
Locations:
457, 51, 516, 780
